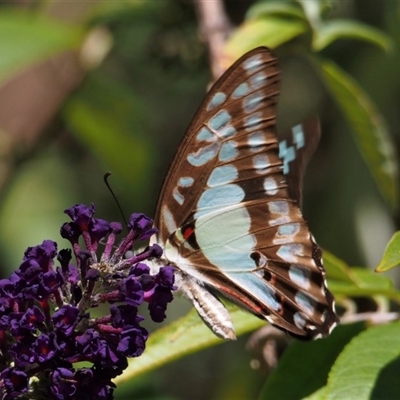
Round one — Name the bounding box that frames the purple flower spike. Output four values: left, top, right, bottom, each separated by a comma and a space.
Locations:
0, 203, 175, 399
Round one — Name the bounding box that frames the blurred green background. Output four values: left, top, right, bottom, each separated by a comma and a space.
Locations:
0, 1, 399, 399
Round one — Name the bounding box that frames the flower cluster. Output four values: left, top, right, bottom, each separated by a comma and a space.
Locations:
0, 204, 175, 399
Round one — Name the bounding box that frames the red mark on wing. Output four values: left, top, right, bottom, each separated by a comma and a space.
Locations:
182, 226, 194, 240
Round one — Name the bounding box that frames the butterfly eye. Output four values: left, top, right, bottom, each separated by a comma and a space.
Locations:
153, 47, 338, 340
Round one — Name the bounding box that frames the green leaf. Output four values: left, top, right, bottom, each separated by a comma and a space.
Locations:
323, 250, 355, 283
314, 20, 393, 52
246, 2, 305, 21
323, 251, 399, 300
328, 269, 399, 301
297, 0, 327, 24
350, 267, 393, 290
376, 231, 400, 272
0, 10, 84, 85
325, 322, 400, 400
321, 60, 399, 208
223, 17, 308, 65
115, 306, 264, 382
304, 386, 327, 400
258, 323, 365, 400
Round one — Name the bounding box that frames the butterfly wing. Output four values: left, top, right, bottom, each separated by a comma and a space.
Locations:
279, 117, 321, 207
154, 47, 338, 339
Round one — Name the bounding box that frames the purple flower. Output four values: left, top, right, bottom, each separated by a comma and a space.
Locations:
52, 305, 80, 335
19, 305, 45, 330
31, 332, 60, 363
128, 213, 158, 240
50, 367, 77, 399
1, 368, 29, 396
0, 203, 175, 399
147, 266, 176, 322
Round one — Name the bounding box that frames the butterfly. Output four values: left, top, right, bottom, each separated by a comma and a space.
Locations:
150, 47, 339, 340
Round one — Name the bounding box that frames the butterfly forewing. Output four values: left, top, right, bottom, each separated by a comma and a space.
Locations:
154, 48, 279, 237
154, 47, 338, 339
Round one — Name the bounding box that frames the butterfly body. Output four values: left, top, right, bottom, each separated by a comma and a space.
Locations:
151, 47, 338, 340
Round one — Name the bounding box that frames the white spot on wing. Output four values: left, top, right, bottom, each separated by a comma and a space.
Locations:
196, 127, 214, 142
289, 265, 311, 290
295, 292, 315, 316
278, 223, 300, 236
173, 187, 184, 205
219, 141, 238, 162
253, 154, 270, 173
197, 184, 245, 211
231, 82, 249, 99
292, 124, 305, 149
276, 244, 304, 263
243, 54, 263, 73
245, 112, 263, 131
243, 91, 263, 113
279, 140, 295, 175
209, 110, 231, 130
162, 205, 177, 234
268, 200, 289, 215
250, 72, 267, 89
273, 223, 300, 245
187, 142, 219, 166
248, 131, 266, 152
293, 312, 307, 329
207, 92, 227, 111
263, 177, 278, 195
178, 176, 194, 187
207, 165, 238, 187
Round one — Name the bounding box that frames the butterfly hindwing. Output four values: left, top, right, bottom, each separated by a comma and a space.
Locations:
279, 118, 321, 206
153, 47, 338, 339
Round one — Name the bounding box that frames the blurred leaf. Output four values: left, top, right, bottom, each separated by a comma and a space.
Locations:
0, 9, 84, 85
87, 0, 156, 21
350, 267, 394, 290
376, 231, 400, 272
246, 2, 305, 20
63, 74, 152, 187
304, 386, 327, 400
223, 17, 308, 68
323, 250, 355, 283
258, 323, 365, 400
324, 251, 399, 300
116, 305, 264, 382
321, 60, 399, 208
325, 321, 400, 400
298, 0, 328, 24
328, 282, 398, 300
314, 20, 393, 51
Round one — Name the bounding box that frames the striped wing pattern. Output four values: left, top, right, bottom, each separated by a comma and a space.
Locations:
153, 47, 338, 339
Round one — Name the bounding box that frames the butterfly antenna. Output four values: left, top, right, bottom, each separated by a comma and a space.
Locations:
103, 172, 129, 230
